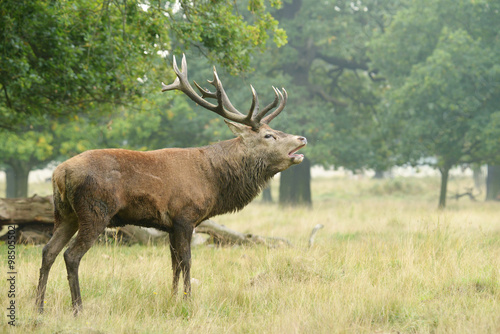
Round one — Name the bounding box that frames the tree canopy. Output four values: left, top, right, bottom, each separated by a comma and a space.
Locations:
370, 0, 500, 207
0, 0, 286, 129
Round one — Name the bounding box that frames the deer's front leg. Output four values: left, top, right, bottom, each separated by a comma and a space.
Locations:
169, 221, 194, 297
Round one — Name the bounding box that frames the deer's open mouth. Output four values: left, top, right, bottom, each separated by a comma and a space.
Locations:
288, 144, 306, 162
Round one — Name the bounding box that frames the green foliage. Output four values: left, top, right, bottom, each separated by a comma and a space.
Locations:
370, 0, 500, 168
0, 0, 158, 127
0, 131, 52, 163
157, 0, 287, 75
0, 0, 286, 129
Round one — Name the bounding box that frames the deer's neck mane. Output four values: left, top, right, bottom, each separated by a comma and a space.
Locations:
205, 138, 274, 216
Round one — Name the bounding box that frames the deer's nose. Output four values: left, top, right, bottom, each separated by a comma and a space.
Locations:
298, 137, 307, 145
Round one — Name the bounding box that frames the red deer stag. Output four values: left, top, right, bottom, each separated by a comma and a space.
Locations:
36, 55, 307, 315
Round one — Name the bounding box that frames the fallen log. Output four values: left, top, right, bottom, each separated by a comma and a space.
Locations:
0, 195, 54, 226
450, 187, 480, 201
0, 195, 55, 244
196, 220, 294, 248
0, 196, 300, 248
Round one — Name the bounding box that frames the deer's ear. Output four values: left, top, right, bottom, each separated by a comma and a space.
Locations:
225, 120, 250, 136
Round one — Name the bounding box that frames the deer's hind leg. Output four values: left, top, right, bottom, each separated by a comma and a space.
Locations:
63, 199, 117, 315
36, 210, 78, 313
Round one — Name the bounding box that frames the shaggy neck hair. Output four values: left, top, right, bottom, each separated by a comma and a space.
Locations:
206, 138, 275, 216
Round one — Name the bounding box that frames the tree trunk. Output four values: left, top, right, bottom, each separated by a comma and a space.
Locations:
486, 165, 500, 201
279, 157, 311, 206
262, 186, 273, 203
472, 165, 484, 192
438, 166, 450, 209
5, 166, 16, 198
6, 161, 31, 198
373, 169, 385, 179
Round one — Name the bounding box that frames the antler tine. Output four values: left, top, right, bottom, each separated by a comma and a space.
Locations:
181, 53, 188, 76
209, 68, 245, 116
161, 55, 183, 92
254, 86, 280, 122
247, 85, 259, 122
262, 88, 287, 124
194, 80, 216, 99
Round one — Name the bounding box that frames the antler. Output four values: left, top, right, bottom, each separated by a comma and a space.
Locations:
161, 54, 287, 130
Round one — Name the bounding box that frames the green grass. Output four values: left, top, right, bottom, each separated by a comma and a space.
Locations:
1, 176, 499, 333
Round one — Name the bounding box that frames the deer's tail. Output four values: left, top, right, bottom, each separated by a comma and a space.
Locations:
52, 168, 67, 203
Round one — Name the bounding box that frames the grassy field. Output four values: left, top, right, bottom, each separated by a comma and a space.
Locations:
1, 175, 499, 333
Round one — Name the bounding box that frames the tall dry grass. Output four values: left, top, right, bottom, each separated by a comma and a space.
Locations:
1, 175, 499, 333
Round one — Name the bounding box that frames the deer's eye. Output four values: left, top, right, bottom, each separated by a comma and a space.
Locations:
264, 134, 276, 140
